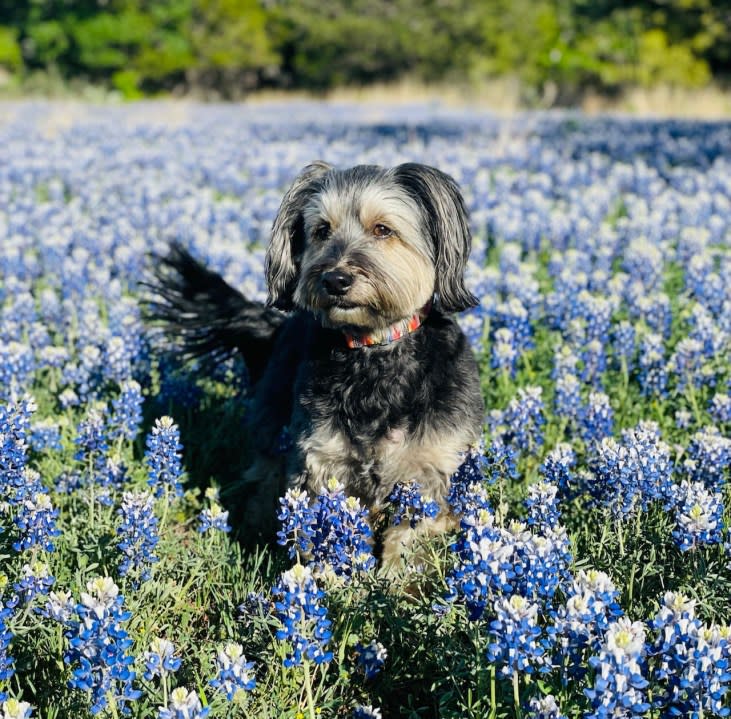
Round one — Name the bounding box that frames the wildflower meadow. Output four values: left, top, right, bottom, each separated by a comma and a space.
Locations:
0, 101, 730, 719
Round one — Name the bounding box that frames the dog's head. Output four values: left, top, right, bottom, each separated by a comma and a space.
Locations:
265, 162, 477, 330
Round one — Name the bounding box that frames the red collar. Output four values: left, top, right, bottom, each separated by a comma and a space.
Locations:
343, 302, 431, 349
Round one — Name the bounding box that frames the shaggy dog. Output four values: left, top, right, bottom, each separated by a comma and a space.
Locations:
150, 162, 484, 565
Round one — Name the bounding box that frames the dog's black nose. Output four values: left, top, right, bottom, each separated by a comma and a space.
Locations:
321, 271, 353, 296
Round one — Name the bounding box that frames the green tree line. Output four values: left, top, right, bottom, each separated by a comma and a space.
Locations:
0, 0, 729, 100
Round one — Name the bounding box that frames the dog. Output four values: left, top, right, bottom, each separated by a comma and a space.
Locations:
149, 161, 485, 566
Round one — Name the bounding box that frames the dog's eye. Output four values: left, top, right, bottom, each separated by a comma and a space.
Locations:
313, 223, 330, 241
373, 223, 392, 238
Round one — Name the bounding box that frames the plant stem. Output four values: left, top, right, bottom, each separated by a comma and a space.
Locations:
513, 670, 522, 719
303, 661, 317, 719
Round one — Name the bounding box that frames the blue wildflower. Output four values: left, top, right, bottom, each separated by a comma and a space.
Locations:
501, 387, 546, 456
272, 564, 333, 667
116, 491, 160, 583
539, 444, 577, 500
28, 419, 62, 453
581, 391, 614, 443
491, 328, 518, 377
145, 416, 184, 497
554, 374, 582, 423
13, 561, 54, 604
11, 482, 61, 552
109, 380, 144, 442
638, 333, 668, 397
0, 698, 33, 719
209, 642, 256, 700
388, 481, 439, 529
353, 706, 382, 719
158, 688, 209, 719
525, 481, 560, 532
709, 393, 731, 424
63, 577, 142, 715
143, 638, 182, 681
671, 480, 724, 552
197, 503, 231, 534
584, 618, 650, 719
486, 594, 553, 677
74, 407, 109, 473
648, 592, 731, 718
355, 640, 387, 680
611, 320, 636, 371
526, 695, 567, 719
684, 426, 731, 491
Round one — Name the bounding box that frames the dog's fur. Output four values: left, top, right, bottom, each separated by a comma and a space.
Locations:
149, 162, 484, 564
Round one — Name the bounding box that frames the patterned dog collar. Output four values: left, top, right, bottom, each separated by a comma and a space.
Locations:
343, 302, 431, 349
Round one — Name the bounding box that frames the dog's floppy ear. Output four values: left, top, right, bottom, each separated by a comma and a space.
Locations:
392, 163, 478, 312
266, 161, 332, 310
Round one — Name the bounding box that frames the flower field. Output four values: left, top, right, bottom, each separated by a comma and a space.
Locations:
1, 101, 730, 719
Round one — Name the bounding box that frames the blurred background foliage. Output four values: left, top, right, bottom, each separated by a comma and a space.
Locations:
0, 0, 729, 101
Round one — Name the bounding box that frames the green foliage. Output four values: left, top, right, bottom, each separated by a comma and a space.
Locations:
1, 0, 730, 98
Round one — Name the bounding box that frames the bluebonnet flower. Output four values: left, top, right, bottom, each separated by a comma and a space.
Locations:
494, 297, 533, 350
13, 562, 54, 604
709, 393, 731, 424
578, 291, 613, 344
277, 480, 375, 578
633, 292, 672, 338
388, 481, 439, 529
581, 339, 607, 387
491, 327, 518, 377
684, 426, 731, 491
277, 489, 316, 561
554, 569, 624, 681
486, 594, 553, 677
675, 409, 692, 430
353, 706, 382, 719
457, 305, 488, 352
63, 577, 141, 715
0, 699, 33, 719
209, 642, 256, 700
611, 320, 635, 370
584, 618, 650, 718
116, 491, 159, 583
143, 637, 182, 680
671, 480, 724, 552
539, 444, 577, 500
0, 342, 34, 400
0, 594, 17, 688
109, 380, 144, 442
145, 416, 184, 498
554, 374, 582, 422
0, 396, 35, 504
104, 337, 133, 384
524, 481, 560, 532
74, 407, 109, 473
668, 338, 713, 391
581, 391, 614, 443
638, 333, 668, 397
272, 564, 333, 667
11, 481, 61, 553
28, 419, 62, 453
688, 303, 726, 358
355, 640, 387, 680
197, 503, 231, 534
588, 423, 673, 517
623, 239, 664, 292
44, 591, 74, 624
588, 438, 638, 517
622, 422, 674, 508
526, 694, 567, 719
446, 504, 511, 620
648, 592, 731, 718
158, 688, 209, 719
501, 387, 545, 456
482, 438, 519, 485
552, 344, 580, 381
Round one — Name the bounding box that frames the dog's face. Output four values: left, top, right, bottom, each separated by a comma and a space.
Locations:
266, 162, 477, 330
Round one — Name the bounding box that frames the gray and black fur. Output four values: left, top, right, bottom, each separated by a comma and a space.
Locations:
149, 162, 484, 565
